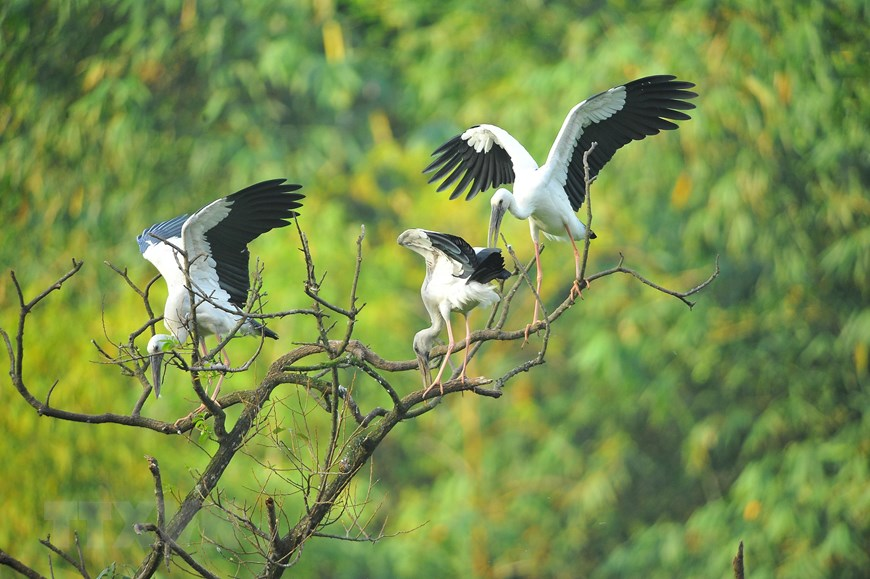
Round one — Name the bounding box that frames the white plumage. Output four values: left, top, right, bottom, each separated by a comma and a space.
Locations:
398, 228, 512, 395
138, 179, 304, 398
424, 75, 697, 328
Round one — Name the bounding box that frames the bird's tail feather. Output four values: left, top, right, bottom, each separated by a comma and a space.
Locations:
249, 319, 279, 340
262, 326, 279, 340
470, 249, 513, 284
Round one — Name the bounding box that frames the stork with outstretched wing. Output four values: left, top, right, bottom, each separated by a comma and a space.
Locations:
137, 178, 304, 399
424, 75, 697, 329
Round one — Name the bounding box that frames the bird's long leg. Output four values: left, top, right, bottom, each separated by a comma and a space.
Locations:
211, 341, 229, 402
197, 337, 227, 400
566, 225, 589, 300
460, 314, 472, 382
199, 338, 213, 397
427, 316, 455, 396
185, 337, 227, 420
524, 240, 545, 343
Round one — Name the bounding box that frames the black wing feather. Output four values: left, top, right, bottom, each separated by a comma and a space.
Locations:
203, 179, 304, 307
426, 141, 467, 184
423, 230, 477, 277
424, 127, 516, 201
564, 75, 697, 211
424, 230, 513, 284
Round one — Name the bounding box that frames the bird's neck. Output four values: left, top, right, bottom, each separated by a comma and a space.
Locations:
162, 292, 191, 343
505, 189, 535, 220
413, 323, 443, 355
419, 295, 447, 331
167, 324, 189, 346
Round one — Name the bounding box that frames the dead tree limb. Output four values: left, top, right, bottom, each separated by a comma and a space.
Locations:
2, 149, 718, 577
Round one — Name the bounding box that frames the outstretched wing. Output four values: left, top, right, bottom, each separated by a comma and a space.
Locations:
543, 75, 697, 211
137, 214, 190, 285
423, 124, 539, 201
422, 230, 479, 278
137, 214, 188, 254
182, 179, 304, 307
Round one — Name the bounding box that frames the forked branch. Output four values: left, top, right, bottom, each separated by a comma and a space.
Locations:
1, 147, 718, 578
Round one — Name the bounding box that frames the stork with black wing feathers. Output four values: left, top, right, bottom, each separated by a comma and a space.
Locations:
398, 228, 512, 396
137, 179, 304, 400
424, 75, 697, 330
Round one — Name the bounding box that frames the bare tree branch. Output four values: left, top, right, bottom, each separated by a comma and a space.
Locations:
0, 548, 46, 579
144, 455, 169, 566
134, 523, 220, 579
38, 533, 89, 578
266, 497, 280, 552
2, 147, 719, 578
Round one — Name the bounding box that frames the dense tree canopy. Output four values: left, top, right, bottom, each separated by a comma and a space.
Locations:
1, 0, 867, 577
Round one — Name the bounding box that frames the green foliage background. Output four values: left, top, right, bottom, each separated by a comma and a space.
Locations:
1, 0, 867, 577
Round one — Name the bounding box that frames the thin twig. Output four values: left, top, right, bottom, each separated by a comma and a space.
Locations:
146, 455, 171, 567
344, 357, 403, 409
586, 254, 720, 309
146, 456, 166, 530
133, 524, 219, 579
72, 533, 86, 579
334, 226, 367, 355
503, 237, 549, 341
38, 534, 89, 578
12, 259, 84, 313
266, 497, 280, 549
205, 494, 270, 541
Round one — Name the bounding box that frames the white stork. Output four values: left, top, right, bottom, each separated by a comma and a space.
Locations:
423, 75, 697, 327
398, 228, 513, 395
137, 178, 304, 399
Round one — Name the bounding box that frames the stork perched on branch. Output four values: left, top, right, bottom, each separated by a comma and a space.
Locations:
424, 75, 697, 328
398, 228, 513, 395
137, 179, 304, 399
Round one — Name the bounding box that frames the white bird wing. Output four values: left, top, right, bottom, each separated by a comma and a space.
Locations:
181, 195, 234, 307
541, 75, 697, 212
422, 230, 478, 278
423, 124, 539, 201
421, 230, 513, 285
137, 214, 189, 285
180, 179, 304, 308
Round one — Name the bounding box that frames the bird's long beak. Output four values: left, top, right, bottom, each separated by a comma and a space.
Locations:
488, 203, 506, 248
150, 353, 164, 399
416, 351, 432, 391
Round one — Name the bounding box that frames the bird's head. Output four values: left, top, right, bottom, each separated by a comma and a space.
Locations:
412, 329, 437, 391
397, 228, 427, 250
146, 334, 180, 399
488, 189, 514, 248
397, 229, 435, 263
